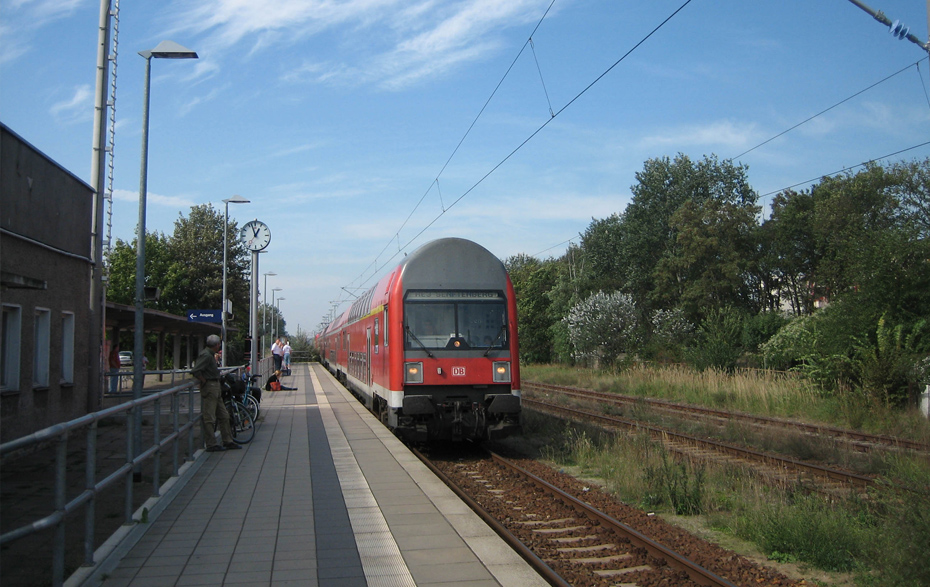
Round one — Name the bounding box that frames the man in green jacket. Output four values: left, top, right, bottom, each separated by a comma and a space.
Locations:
191, 335, 240, 452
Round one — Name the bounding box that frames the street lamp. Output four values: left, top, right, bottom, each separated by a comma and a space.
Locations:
270, 287, 282, 342
222, 195, 250, 366
276, 298, 286, 340
133, 40, 197, 474
262, 271, 277, 357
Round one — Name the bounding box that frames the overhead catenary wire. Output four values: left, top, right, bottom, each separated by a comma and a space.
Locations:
730, 57, 928, 161
534, 55, 930, 263
333, 0, 694, 315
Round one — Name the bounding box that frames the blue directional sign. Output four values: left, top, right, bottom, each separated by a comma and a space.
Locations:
187, 310, 222, 323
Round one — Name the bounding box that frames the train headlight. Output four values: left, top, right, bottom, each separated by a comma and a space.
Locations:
492, 361, 511, 383
405, 362, 424, 384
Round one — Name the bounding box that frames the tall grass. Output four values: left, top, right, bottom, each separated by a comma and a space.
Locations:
523, 363, 930, 443
521, 408, 930, 586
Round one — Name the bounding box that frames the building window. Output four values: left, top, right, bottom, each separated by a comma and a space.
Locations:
61, 312, 75, 384
34, 308, 51, 388
2, 305, 22, 390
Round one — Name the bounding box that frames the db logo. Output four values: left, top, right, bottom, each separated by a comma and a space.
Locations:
452, 366, 466, 377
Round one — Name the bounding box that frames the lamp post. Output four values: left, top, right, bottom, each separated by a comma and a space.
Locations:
222, 195, 250, 366
133, 40, 197, 475
262, 271, 277, 358
276, 298, 286, 340
270, 287, 282, 343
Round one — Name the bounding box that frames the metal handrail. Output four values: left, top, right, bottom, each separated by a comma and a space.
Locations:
0, 379, 201, 587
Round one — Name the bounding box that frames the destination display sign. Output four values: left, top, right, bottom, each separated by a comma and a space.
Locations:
406, 291, 502, 301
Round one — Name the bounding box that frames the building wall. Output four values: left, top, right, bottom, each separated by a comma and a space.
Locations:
1, 124, 94, 442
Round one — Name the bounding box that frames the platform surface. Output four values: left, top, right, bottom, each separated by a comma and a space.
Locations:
95, 364, 548, 587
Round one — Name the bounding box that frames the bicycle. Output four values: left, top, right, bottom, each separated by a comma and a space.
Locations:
240, 374, 262, 421
221, 376, 255, 444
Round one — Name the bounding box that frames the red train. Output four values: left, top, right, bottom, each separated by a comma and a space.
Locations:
318, 238, 522, 442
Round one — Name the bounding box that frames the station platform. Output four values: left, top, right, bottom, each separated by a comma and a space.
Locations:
93, 363, 548, 587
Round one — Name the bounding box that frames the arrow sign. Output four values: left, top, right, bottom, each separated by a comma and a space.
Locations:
187, 310, 222, 323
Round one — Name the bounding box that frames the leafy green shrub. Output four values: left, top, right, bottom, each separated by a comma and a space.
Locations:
686, 307, 744, 372
742, 311, 789, 353
760, 314, 816, 370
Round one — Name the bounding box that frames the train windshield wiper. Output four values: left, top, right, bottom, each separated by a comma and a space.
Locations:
483, 325, 507, 356
405, 326, 434, 358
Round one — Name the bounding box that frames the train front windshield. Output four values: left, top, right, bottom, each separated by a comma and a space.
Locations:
404, 290, 507, 350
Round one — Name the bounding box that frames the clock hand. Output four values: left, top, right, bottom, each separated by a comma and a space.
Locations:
253, 225, 260, 237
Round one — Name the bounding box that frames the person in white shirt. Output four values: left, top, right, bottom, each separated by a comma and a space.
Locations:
271, 338, 284, 371
283, 340, 292, 373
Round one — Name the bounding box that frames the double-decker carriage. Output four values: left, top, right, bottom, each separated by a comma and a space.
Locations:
319, 238, 521, 442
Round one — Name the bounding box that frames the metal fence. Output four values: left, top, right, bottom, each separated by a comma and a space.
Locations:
0, 378, 202, 587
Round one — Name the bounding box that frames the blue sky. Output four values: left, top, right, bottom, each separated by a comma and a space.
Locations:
2, 0, 928, 336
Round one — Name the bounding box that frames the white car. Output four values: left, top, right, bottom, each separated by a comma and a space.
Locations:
119, 351, 133, 367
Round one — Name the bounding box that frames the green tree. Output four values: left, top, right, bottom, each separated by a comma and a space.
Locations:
105, 231, 174, 310
619, 153, 757, 318
653, 195, 761, 321
506, 254, 558, 364
578, 214, 625, 298
760, 189, 819, 315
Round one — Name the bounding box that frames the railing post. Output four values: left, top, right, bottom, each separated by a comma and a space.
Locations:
172, 393, 180, 476
124, 408, 134, 525
53, 433, 68, 586
152, 397, 161, 496
188, 385, 196, 458
83, 421, 98, 567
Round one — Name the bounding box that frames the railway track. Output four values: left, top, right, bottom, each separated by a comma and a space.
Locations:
522, 394, 874, 496
524, 381, 930, 457
419, 448, 800, 587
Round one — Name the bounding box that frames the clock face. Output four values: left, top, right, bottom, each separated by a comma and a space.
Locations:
240, 220, 271, 251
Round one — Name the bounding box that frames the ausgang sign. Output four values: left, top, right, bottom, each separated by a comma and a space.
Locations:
187, 310, 222, 323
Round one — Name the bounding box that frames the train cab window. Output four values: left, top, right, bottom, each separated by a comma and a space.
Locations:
404, 290, 506, 350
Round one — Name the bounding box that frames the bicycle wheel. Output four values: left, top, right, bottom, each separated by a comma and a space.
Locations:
228, 400, 255, 444
244, 395, 259, 421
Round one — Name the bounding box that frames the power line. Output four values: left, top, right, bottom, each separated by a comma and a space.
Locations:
758, 140, 930, 199
333, 0, 694, 315
730, 57, 928, 161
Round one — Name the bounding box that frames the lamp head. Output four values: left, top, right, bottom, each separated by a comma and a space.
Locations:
147, 40, 198, 59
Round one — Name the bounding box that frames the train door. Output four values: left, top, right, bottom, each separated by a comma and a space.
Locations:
366, 326, 372, 389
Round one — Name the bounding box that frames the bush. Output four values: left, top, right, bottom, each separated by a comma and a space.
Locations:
686, 307, 744, 372
564, 291, 641, 367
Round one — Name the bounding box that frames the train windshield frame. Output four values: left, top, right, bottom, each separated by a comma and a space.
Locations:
403, 290, 507, 350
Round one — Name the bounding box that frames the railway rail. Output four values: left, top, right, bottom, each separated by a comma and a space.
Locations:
419, 448, 800, 587
522, 393, 875, 496
524, 381, 930, 456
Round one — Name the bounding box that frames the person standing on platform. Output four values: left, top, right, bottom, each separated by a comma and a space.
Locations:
271, 338, 284, 372
108, 343, 121, 394
283, 339, 291, 374
191, 334, 240, 452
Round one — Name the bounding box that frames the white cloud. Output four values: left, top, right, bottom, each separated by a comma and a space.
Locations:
639, 119, 757, 151
166, 0, 549, 89
50, 84, 93, 123
112, 188, 196, 209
